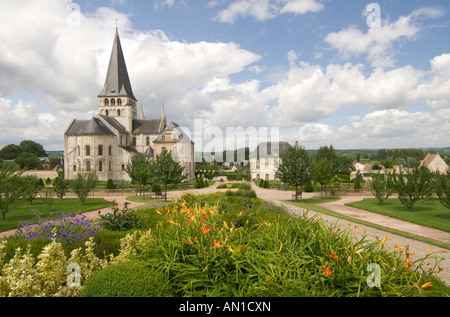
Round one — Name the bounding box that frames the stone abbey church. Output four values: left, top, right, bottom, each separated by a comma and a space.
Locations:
64, 28, 195, 182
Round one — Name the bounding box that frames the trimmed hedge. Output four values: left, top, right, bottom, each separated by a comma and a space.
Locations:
80, 260, 172, 297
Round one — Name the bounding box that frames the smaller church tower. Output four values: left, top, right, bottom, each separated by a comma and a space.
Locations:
97, 27, 137, 133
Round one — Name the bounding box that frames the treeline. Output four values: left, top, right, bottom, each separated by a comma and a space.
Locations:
0, 140, 60, 170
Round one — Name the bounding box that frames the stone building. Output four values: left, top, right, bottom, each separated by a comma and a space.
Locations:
64, 28, 195, 182
249, 141, 292, 181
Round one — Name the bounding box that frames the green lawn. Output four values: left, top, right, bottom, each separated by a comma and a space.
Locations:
347, 198, 450, 233
0, 198, 110, 232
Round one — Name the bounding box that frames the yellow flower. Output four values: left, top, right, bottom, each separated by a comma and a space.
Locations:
184, 237, 193, 245
394, 244, 405, 251
212, 240, 222, 249
421, 282, 432, 289
380, 236, 388, 245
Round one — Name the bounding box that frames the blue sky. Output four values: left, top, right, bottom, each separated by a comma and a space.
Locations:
0, 0, 449, 151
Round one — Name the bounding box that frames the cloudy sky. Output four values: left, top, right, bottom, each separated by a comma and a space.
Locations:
1, 0, 449, 151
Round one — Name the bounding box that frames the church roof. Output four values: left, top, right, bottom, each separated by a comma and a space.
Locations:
98, 28, 136, 100
66, 117, 115, 136
98, 114, 127, 133
132, 119, 163, 134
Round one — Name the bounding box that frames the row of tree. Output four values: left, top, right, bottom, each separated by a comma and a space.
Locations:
0, 140, 61, 170
0, 162, 99, 221
368, 167, 449, 210
125, 149, 185, 201
275, 145, 353, 199
275, 145, 449, 211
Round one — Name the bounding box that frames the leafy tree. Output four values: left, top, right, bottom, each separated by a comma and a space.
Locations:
13, 152, 42, 170
275, 145, 313, 201
434, 172, 450, 209
368, 173, 394, 205
20, 175, 44, 205
316, 145, 340, 175
314, 158, 333, 198
0, 162, 23, 221
125, 154, 152, 196
149, 149, 185, 201
0, 144, 22, 161
19, 140, 47, 157
53, 172, 69, 199
390, 166, 433, 211
70, 172, 99, 205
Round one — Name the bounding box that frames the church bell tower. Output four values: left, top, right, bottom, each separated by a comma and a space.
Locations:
98, 28, 137, 132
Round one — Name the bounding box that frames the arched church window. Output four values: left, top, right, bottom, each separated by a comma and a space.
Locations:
106, 110, 109, 116
104, 99, 109, 106
133, 137, 136, 146
146, 137, 150, 145
118, 99, 122, 106
108, 146, 112, 156
85, 146, 91, 156
86, 161, 91, 172
109, 161, 112, 172
117, 110, 121, 116
99, 145, 104, 156
98, 161, 103, 172
111, 98, 115, 106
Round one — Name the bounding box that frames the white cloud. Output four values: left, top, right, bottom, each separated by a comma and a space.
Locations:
325, 13, 420, 68
286, 109, 448, 149
215, 0, 323, 23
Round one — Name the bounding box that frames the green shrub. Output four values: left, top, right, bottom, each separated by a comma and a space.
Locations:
354, 181, 362, 190
304, 181, 315, 192
80, 260, 172, 297
105, 179, 115, 190
238, 183, 252, 191
99, 210, 143, 231
151, 184, 162, 192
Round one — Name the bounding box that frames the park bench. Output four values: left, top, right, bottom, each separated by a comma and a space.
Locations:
292, 191, 302, 200
154, 191, 165, 199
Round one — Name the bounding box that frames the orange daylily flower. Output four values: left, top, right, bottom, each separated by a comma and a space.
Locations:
321, 266, 334, 277
380, 236, 388, 245
421, 282, 432, 289
168, 219, 180, 227
184, 237, 193, 245
212, 240, 222, 249
200, 225, 214, 234
326, 252, 339, 260
405, 260, 414, 268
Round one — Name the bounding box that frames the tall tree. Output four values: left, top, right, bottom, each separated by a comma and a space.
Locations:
434, 172, 450, 209
390, 166, 433, 211
20, 175, 43, 205
125, 153, 152, 196
70, 172, 98, 205
19, 140, 47, 157
368, 173, 394, 205
275, 145, 313, 201
314, 158, 333, 198
316, 145, 340, 175
0, 162, 23, 221
149, 149, 185, 201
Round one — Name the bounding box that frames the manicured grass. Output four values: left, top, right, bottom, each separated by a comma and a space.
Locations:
347, 198, 450, 233
0, 198, 110, 233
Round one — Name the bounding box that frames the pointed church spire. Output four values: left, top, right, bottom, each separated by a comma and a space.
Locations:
98, 28, 136, 100
139, 103, 145, 120
158, 103, 167, 132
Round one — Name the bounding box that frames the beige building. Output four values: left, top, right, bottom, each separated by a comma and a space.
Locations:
249, 141, 292, 181
420, 153, 449, 174
64, 28, 195, 182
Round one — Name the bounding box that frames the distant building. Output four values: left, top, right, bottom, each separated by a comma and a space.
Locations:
249, 141, 292, 181
420, 153, 449, 174
64, 28, 195, 182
